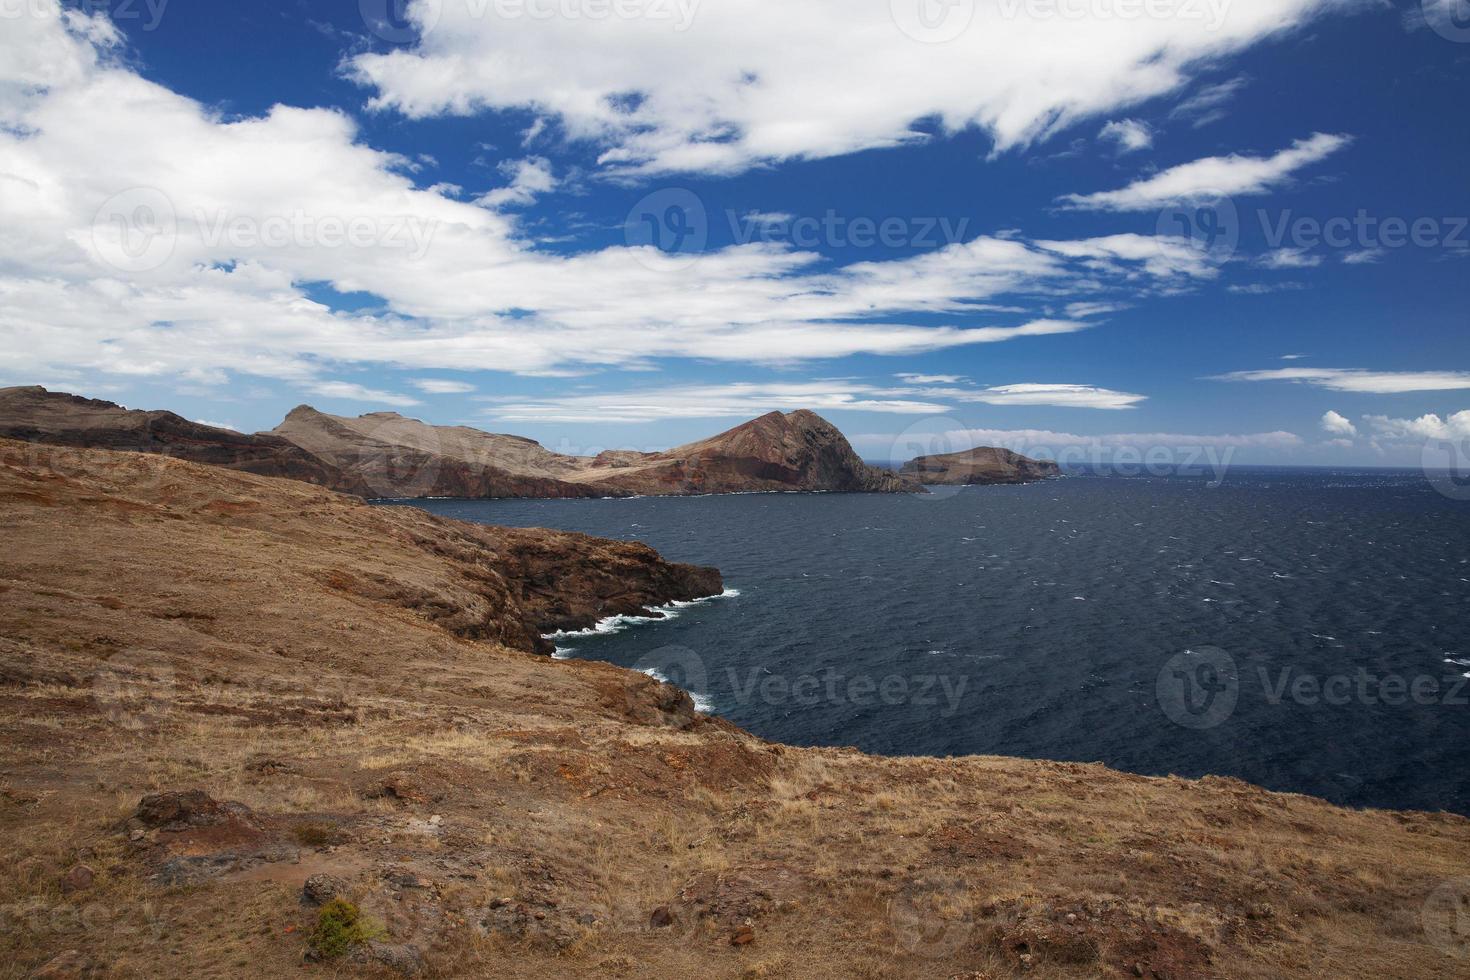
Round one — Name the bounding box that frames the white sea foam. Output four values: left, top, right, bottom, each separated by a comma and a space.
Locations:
540, 587, 740, 641
639, 666, 715, 713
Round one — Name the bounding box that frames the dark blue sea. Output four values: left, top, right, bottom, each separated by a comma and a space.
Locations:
386, 467, 1470, 815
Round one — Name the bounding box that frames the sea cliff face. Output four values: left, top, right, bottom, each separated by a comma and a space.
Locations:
1, 438, 1466, 979
900, 445, 1061, 485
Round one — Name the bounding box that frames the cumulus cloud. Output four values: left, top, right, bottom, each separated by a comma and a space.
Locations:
0, 3, 1232, 392
1215, 368, 1470, 394
1057, 133, 1351, 212
348, 0, 1363, 176
1098, 119, 1154, 154
1320, 410, 1357, 437
1363, 411, 1470, 441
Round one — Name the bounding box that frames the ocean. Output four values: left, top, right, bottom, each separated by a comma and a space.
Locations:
387, 467, 1470, 815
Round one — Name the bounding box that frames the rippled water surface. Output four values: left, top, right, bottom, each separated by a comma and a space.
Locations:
389, 468, 1470, 814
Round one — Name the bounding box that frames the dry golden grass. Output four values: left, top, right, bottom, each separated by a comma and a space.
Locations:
2, 441, 1469, 978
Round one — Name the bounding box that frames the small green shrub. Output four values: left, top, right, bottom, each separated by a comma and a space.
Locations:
309, 898, 384, 959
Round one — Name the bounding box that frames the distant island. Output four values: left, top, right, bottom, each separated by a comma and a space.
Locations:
899, 446, 1061, 485
1, 386, 1056, 499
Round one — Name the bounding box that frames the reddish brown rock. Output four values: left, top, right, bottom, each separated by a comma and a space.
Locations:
0, 386, 345, 488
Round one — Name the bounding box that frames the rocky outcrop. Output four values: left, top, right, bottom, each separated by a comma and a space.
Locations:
269, 405, 605, 500
271, 405, 917, 498
0, 386, 346, 488
900, 446, 1060, 485
573, 410, 919, 496
2, 389, 916, 500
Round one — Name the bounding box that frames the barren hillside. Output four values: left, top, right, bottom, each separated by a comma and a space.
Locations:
1, 440, 1467, 979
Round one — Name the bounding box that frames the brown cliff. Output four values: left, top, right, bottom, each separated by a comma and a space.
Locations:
0, 385, 346, 488
900, 445, 1061, 485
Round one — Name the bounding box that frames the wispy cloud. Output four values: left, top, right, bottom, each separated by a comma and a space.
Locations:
1057, 133, 1351, 212
411, 379, 476, 395
308, 381, 421, 407
1215, 368, 1470, 393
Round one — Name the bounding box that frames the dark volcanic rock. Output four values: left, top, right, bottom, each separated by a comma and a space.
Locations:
900, 446, 1060, 486
0, 386, 345, 488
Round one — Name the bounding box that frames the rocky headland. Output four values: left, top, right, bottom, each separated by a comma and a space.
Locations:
1, 438, 1467, 978
1, 387, 917, 499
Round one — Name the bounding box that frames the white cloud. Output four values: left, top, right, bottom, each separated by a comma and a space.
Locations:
485, 376, 1146, 422
476, 156, 555, 209
193, 419, 238, 431
412, 378, 476, 394
1342, 247, 1386, 265
1257, 247, 1322, 269
897, 373, 966, 385
348, 0, 1364, 177
1320, 410, 1357, 437
947, 383, 1146, 411
1057, 133, 1351, 212
308, 381, 422, 406
483, 381, 952, 423
1098, 119, 1154, 154
0, 2, 1297, 399
1281, 353, 1309, 360
1363, 411, 1470, 441
1167, 76, 1250, 127
1226, 282, 1307, 294
1216, 368, 1470, 394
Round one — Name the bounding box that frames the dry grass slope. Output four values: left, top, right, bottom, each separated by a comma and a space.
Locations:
1, 439, 1467, 978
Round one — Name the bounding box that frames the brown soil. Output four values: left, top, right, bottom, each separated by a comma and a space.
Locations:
2, 439, 1468, 979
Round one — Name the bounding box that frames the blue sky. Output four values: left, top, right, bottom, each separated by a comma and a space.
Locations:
2, 0, 1468, 464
